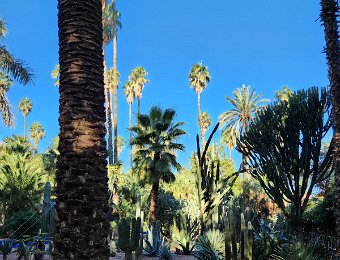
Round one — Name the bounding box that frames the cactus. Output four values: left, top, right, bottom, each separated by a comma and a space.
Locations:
223, 209, 253, 260
135, 211, 144, 259
117, 217, 142, 260
41, 182, 55, 236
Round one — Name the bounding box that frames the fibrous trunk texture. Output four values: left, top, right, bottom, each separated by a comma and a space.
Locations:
321, 0, 340, 237
54, 0, 110, 259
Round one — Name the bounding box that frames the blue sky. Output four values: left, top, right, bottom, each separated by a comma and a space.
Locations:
0, 0, 330, 170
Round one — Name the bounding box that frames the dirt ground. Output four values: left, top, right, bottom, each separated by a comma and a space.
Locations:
4, 252, 195, 259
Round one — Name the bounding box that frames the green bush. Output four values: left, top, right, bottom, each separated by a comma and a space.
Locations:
0, 209, 40, 238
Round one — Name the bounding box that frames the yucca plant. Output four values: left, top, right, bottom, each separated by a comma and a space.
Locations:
271, 242, 324, 260
194, 230, 224, 260
0, 240, 13, 260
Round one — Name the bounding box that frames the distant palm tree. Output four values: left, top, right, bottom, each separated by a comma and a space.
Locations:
29, 122, 45, 150
117, 136, 125, 157
218, 85, 269, 170
131, 106, 186, 225
129, 66, 150, 114
200, 111, 212, 145
0, 72, 14, 126
18, 97, 33, 138
189, 62, 210, 144
123, 80, 135, 167
51, 64, 60, 87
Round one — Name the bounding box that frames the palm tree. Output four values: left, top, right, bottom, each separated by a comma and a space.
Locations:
51, 64, 60, 87
117, 136, 125, 157
131, 106, 186, 225
129, 66, 150, 114
0, 20, 32, 127
0, 19, 32, 85
123, 80, 135, 168
189, 62, 210, 144
218, 85, 269, 171
54, 0, 110, 258
200, 111, 212, 145
29, 122, 45, 150
320, 0, 340, 237
18, 98, 32, 138
0, 72, 14, 126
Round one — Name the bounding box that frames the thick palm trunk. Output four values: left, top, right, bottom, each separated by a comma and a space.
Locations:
55, 1, 110, 259
321, 0, 340, 236
197, 93, 205, 145
104, 55, 113, 165
112, 0, 119, 164
149, 179, 160, 225
129, 102, 132, 168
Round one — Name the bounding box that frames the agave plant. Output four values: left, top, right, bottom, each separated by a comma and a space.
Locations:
157, 245, 173, 260
144, 225, 165, 257
271, 242, 324, 260
171, 214, 197, 255
193, 230, 224, 260
0, 240, 13, 260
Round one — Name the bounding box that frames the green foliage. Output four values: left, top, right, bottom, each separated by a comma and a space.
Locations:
117, 217, 141, 259
171, 212, 198, 255
157, 245, 173, 260
195, 123, 238, 233
0, 209, 40, 237
189, 61, 210, 95
194, 230, 224, 260
29, 122, 45, 148
237, 87, 333, 230
144, 225, 165, 257
0, 240, 12, 258
271, 243, 325, 260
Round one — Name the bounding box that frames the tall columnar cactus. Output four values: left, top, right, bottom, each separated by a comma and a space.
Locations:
135, 211, 144, 259
223, 209, 253, 260
117, 217, 141, 260
41, 182, 55, 236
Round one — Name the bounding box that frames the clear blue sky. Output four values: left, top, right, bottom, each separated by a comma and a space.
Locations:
0, 0, 330, 170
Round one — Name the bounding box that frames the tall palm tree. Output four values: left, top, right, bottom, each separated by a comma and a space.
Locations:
320, 0, 340, 236
200, 111, 212, 145
0, 19, 32, 85
131, 106, 186, 225
189, 62, 210, 144
0, 19, 32, 127
54, 0, 110, 258
0, 72, 14, 126
218, 85, 269, 171
123, 80, 135, 168
29, 122, 45, 150
18, 97, 32, 138
129, 66, 150, 114
111, 1, 122, 164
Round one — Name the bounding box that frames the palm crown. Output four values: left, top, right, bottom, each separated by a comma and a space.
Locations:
189, 62, 210, 95
218, 85, 269, 149
131, 106, 186, 183
29, 122, 45, 147
129, 66, 149, 100
123, 80, 134, 104
18, 97, 32, 117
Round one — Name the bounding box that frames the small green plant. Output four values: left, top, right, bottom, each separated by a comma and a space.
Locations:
0, 240, 13, 260
271, 242, 324, 260
194, 229, 224, 260
15, 240, 30, 260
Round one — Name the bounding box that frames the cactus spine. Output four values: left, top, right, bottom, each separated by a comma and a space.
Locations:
117, 217, 142, 260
